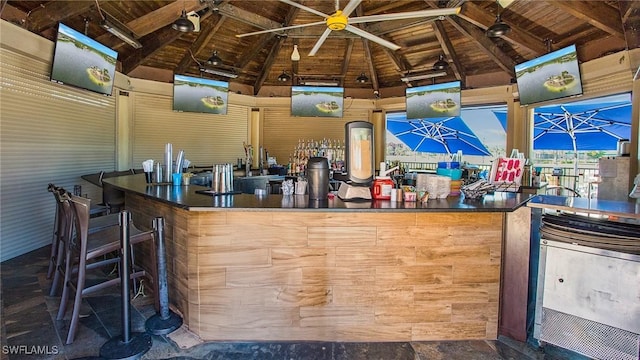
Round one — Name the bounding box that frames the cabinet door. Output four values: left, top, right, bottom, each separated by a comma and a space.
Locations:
543, 244, 640, 334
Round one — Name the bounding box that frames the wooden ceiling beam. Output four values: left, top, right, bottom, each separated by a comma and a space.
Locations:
252, 5, 300, 93
550, 0, 625, 39
433, 20, 465, 85
95, 0, 208, 49
339, 39, 355, 87
209, 1, 283, 31
175, 12, 224, 74
120, 27, 183, 75
362, 39, 379, 91
254, 35, 286, 94
24, 1, 93, 34
458, 2, 546, 56
446, 16, 516, 77
619, 1, 640, 49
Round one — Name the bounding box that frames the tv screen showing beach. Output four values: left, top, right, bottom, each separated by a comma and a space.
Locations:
50, 23, 118, 96
291, 86, 344, 118
173, 74, 229, 115
515, 44, 583, 106
406, 81, 461, 119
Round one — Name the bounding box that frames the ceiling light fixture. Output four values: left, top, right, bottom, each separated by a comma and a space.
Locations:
207, 51, 222, 66
486, 2, 510, 38
172, 9, 195, 32
278, 70, 291, 82
291, 44, 300, 61
300, 80, 340, 86
433, 54, 448, 71
356, 72, 369, 83
400, 71, 447, 82
100, 12, 142, 49
199, 67, 238, 78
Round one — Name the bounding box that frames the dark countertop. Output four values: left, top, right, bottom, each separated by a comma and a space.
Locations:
104, 173, 533, 212
528, 195, 640, 219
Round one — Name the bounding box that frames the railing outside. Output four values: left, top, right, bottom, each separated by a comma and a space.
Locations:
395, 161, 601, 198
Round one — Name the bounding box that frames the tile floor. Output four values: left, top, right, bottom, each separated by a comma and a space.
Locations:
1, 246, 586, 360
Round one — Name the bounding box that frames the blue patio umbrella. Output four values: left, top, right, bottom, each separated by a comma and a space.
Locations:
386, 113, 492, 156
533, 101, 631, 151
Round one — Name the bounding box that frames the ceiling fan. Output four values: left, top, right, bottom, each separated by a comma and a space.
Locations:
236, 0, 461, 56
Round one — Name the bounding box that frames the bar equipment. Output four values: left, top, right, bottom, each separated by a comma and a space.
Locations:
307, 157, 329, 200
164, 143, 173, 183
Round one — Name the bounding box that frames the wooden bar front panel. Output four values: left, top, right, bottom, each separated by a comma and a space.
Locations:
127, 193, 504, 342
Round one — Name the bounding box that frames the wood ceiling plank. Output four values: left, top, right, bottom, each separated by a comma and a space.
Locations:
121, 26, 184, 74
26, 1, 93, 34
175, 12, 224, 74
212, 1, 283, 31
550, 0, 625, 39
339, 39, 355, 87
458, 2, 546, 57
433, 20, 465, 85
254, 35, 286, 94
446, 16, 516, 77
362, 39, 379, 91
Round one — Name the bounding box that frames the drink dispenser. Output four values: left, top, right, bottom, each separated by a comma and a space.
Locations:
307, 157, 329, 200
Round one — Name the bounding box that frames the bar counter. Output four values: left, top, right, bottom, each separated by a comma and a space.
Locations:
105, 174, 533, 342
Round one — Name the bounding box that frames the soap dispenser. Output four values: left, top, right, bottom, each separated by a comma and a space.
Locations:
371, 162, 398, 200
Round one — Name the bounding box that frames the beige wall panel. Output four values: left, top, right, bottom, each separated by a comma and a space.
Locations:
375, 266, 453, 286
272, 212, 417, 227
225, 211, 274, 225
415, 245, 496, 265
302, 267, 376, 286
307, 226, 377, 247
199, 305, 301, 328
451, 302, 499, 323
195, 247, 271, 267
376, 226, 455, 247
227, 225, 310, 247
262, 107, 370, 167
416, 212, 501, 225
192, 268, 225, 291
375, 304, 452, 324
412, 322, 489, 341
453, 264, 501, 284
335, 247, 416, 266
414, 284, 498, 304
271, 248, 337, 267
198, 286, 332, 307
226, 266, 303, 287
299, 305, 374, 327
332, 286, 415, 306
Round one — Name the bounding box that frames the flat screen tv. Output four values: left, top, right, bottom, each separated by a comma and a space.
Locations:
291, 86, 344, 118
173, 74, 229, 115
50, 23, 118, 96
406, 81, 461, 120
515, 44, 583, 106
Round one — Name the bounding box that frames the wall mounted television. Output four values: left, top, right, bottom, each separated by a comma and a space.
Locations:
50, 23, 118, 96
173, 74, 229, 115
406, 81, 461, 120
515, 44, 583, 106
291, 86, 344, 118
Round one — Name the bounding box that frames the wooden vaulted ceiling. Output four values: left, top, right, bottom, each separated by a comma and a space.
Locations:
2, 1, 639, 97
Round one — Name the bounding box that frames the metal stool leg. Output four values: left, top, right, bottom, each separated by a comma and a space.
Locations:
100, 210, 152, 359
145, 217, 183, 335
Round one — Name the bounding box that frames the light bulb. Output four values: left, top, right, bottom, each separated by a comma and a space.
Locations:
291, 45, 301, 61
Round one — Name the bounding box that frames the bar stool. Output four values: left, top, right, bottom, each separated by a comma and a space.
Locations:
99, 170, 132, 213
55, 193, 158, 344
47, 184, 120, 294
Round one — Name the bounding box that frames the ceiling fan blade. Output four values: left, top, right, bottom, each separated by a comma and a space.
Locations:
345, 25, 400, 51
236, 21, 326, 38
348, 7, 461, 24
279, 0, 329, 18
341, 0, 362, 17
308, 28, 332, 56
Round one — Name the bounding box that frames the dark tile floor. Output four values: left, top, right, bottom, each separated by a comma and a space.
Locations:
1, 246, 586, 360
